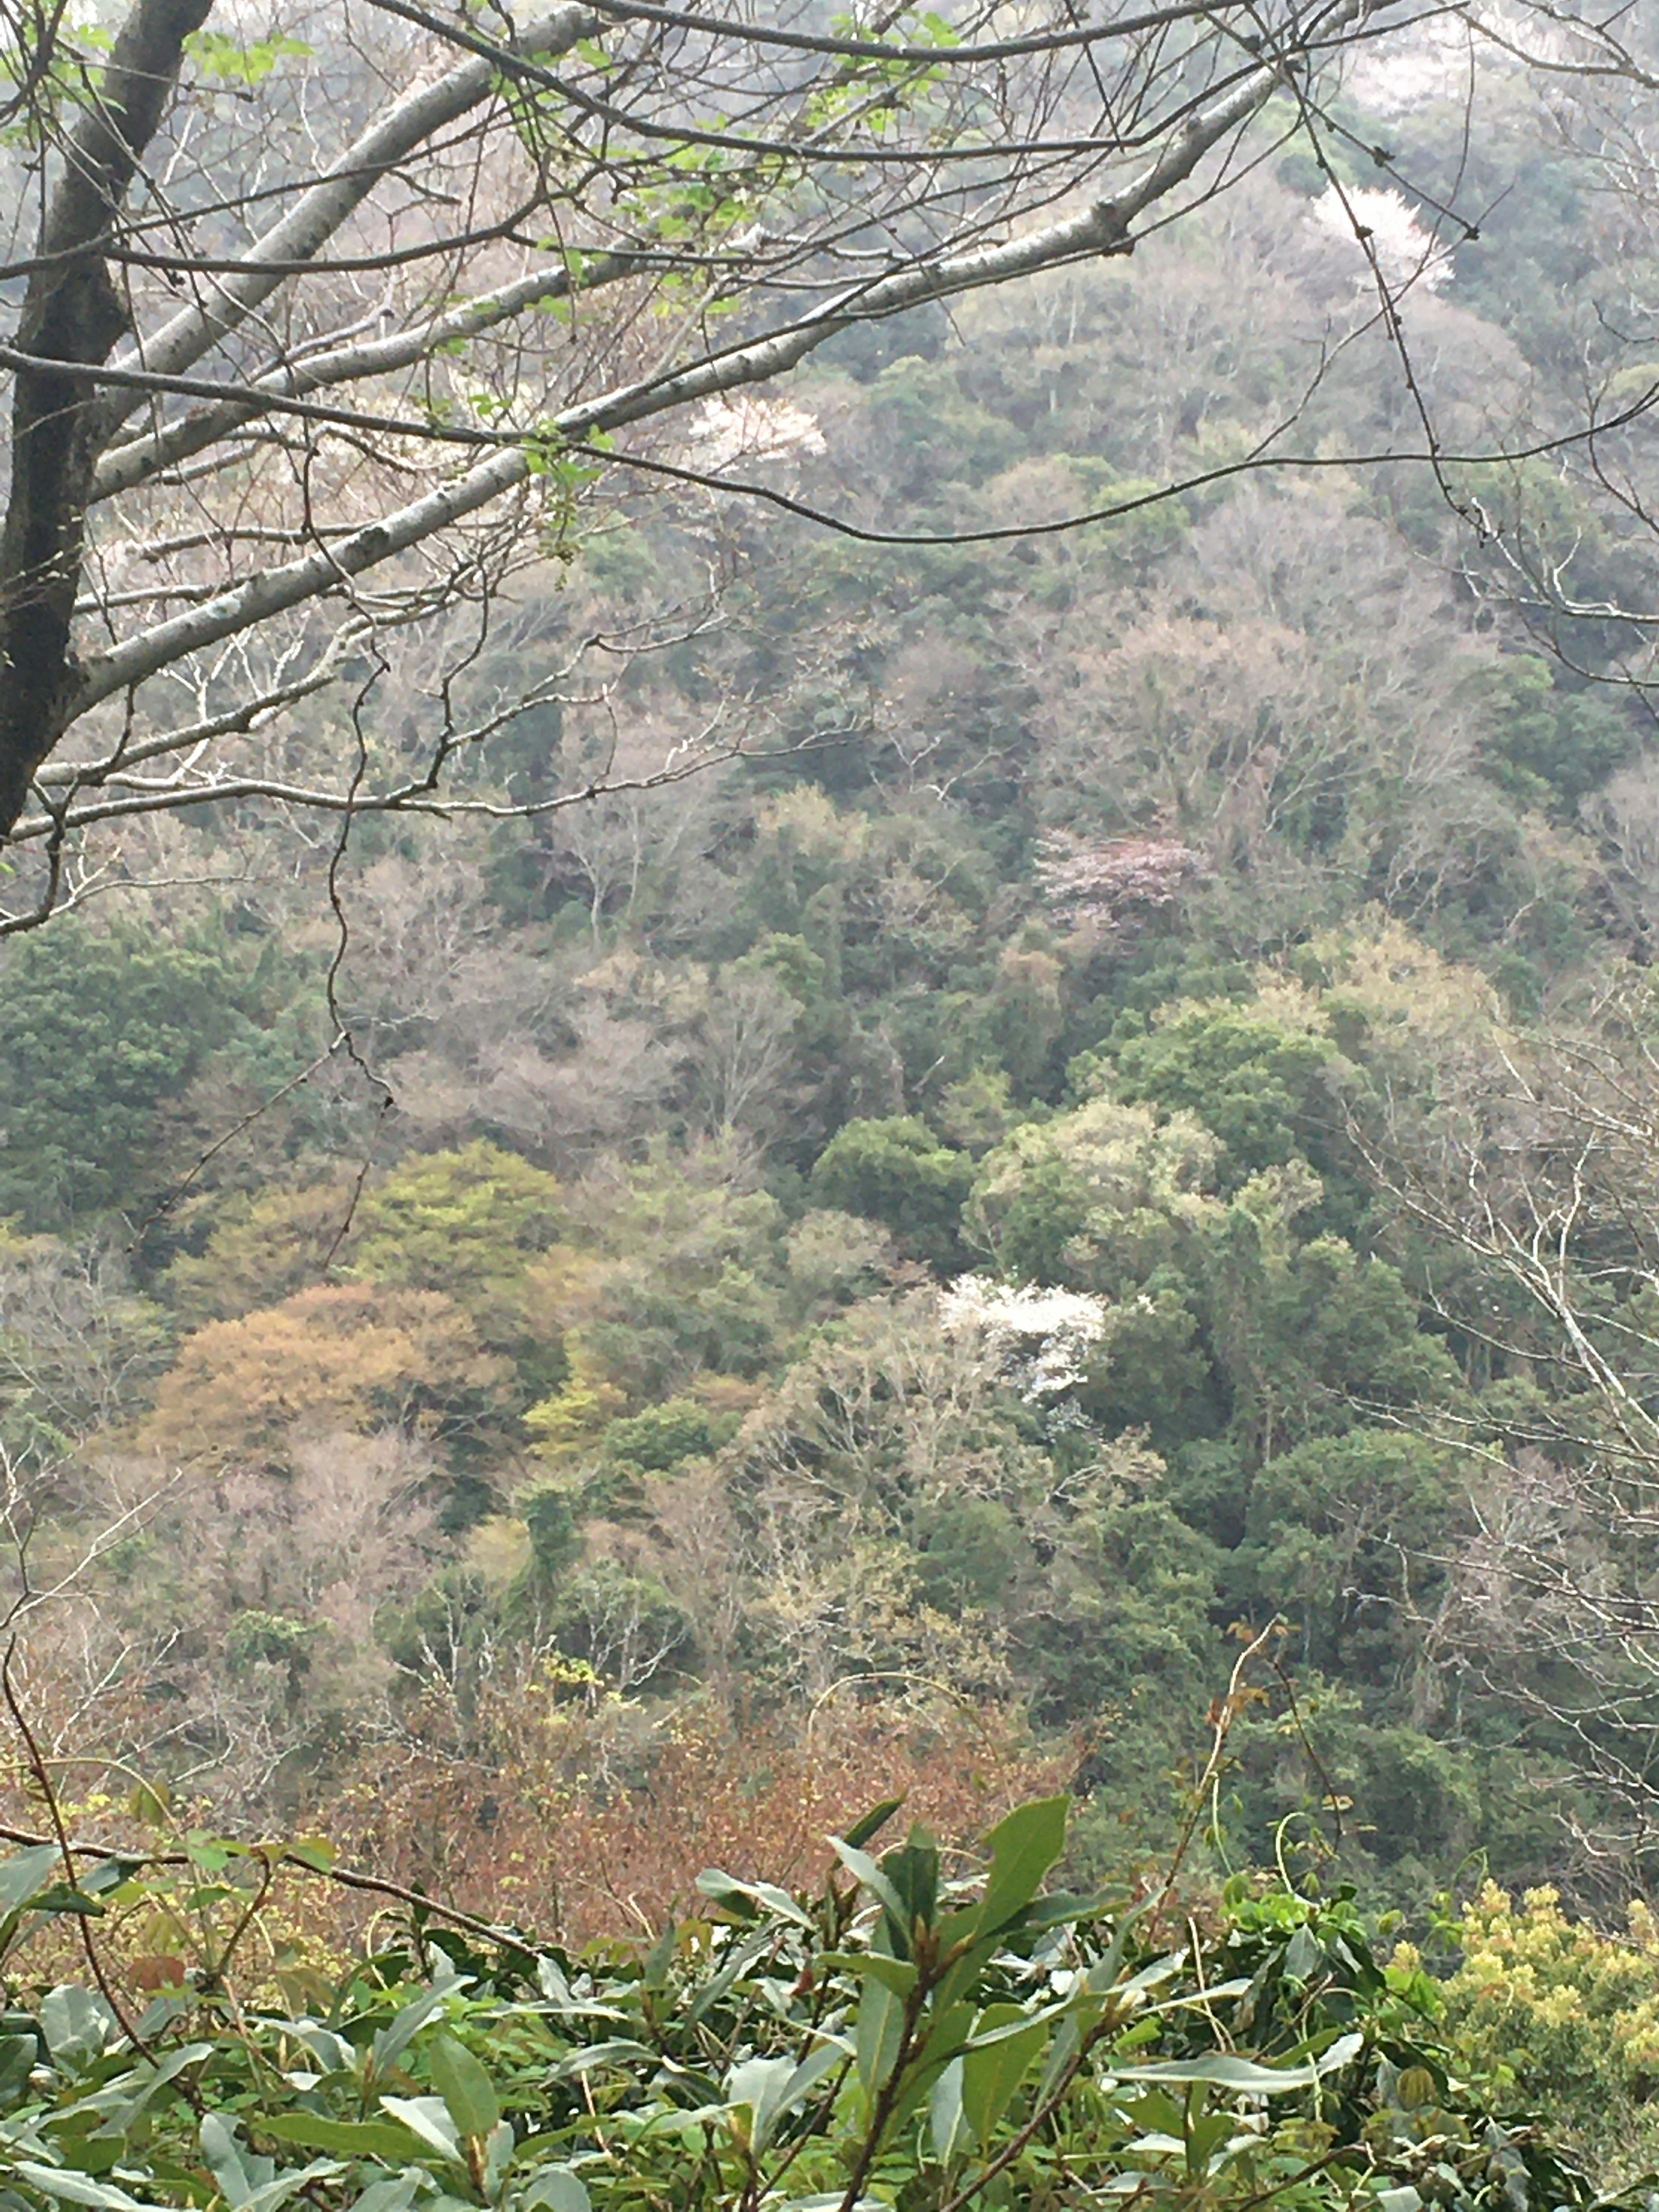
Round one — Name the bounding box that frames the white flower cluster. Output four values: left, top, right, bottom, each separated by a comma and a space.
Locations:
1310, 184, 1452, 292
686, 394, 827, 469
938, 1274, 1110, 1400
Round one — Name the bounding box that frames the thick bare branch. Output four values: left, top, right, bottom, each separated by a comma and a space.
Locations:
65, 26, 1313, 725
92, 251, 646, 499
99, 4, 600, 417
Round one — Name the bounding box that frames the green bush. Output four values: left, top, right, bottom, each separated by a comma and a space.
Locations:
810, 1116, 974, 1269
600, 1398, 714, 1471
0, 1802, 1622, 2212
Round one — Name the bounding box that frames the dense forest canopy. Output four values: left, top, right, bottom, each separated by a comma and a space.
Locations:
15, 3, 1659, 2186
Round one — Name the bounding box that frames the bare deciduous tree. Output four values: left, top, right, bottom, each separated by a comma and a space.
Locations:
1361, 982, 1659, 1873
0, 0, 1594, 929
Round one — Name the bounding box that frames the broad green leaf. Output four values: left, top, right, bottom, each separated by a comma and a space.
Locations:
854, 1974, 905, 2097
878, 1833, 938, 1936
347, 2180, 422, 2212
369, 1988, 446, 2079
57, 2132, 122, 2177
379, 2094, 464, 2164
1034, 2012, 1081, 2105
975, 1797, 1068, 1936
686, 1929, 778, 2024
727, 2042, 846, 2155
0, 1845, 63, 1912
1113, 2035, 1362, 2094
519, 2169, 590, 2212
961, 2006, 1046, 2145
75, 1860, 139, 1900
641, 1925, 675, 1991
842, 1799, 904, 1851
693, 1872, 812, 1928
127, 1780, 171, 1828
536, 1956, 574, 2006
928, 2058, 971, 2163
911, 1999, 975, 2072
551, 2040, 656, 2079
26, 1888, 103, 1920
200, 2114, 255, 2208
0, 2035, 35, 2108
257, 2113, 423, 2161
1090, 1949, 1180, 2001
285, 1838, 337, 1874
286, 2021, 355, 2074
820, 1952, 916, 1998
830, 1840, 909, 1943
1020, 1886, 1122, 1932
1282, 1923, 1321, 1981
239, 2158, 343, 2212
11, 2164, 150, 2210
429, 2032, 499, 2141
725, 2055, 792, 2152
39, 1988, 116, 2065
483, 2120, 515, 2199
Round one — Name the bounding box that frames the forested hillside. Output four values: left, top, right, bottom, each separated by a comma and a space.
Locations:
10, 0, 1659, 2050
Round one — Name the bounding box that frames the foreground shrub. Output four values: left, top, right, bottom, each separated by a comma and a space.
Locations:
0, 1797, 1623, 2212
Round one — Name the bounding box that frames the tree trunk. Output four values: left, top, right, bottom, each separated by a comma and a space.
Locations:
0, 0, 213, 836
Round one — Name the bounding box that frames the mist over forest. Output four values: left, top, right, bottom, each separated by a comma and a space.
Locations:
13, 0, 1659, 2195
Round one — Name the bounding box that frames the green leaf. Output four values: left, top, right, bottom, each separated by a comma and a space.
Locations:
1282, 1923, 1321, 1980
257, 2113, 424, 2161
379, 2095, 464, 2164
57, 2133, 122, 2178
928, 2058, 971, 2163
346, 2181, 422, 2212
0, 1844, 63, 1911
429, 2033, 499, 2141
842, 1799, 904, 1852
686, 1929, 779, 2023
821, 1952, 917, 1999
690, 1875, 814, 1929
1113, 2035, 1362, 2094
39, 1987, 115, 2065
519, 2170, 590, 2212
960, 2006, 1046, 2145
0, 2034, 35, 2107
369, 1988, 446, 2078
726, 2042, 846, 2155
200, 2114, 254, 2208
552, 2040, 657, 2079
25, 1887, 103, 1919
236, 2158, 343, 2212
854, 1975, 905, 2098
976, 1798, 1068, 1936
127, 1780, 171, 1828
641, 1924, 675, 1990
11, 2164, 150, 2211
879, 1833, 938, 1936
830, 1840, 909, 1947
285, 1837, 337, 1874
1034, 2012, 1080, 2106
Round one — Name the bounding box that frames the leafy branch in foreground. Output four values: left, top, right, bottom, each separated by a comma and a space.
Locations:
0, 1789, 1625, 2212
